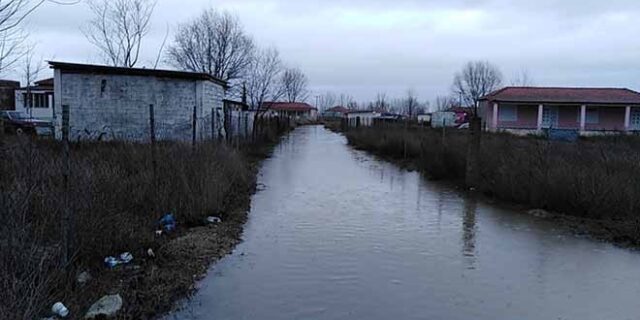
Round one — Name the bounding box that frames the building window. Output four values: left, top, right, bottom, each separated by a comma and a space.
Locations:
631, 108, 640, 130
585, 107, 599, 124
22, 92, 50, 109
498, 105, 517, 122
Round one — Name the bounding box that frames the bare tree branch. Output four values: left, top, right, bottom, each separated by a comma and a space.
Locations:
84, 0, 156, 67
22, 44, 45, 117
167, 9, 255, 88
452, 60, 503, 114
279, 67, 309, 103
510, 68, 534, 86
0, 0, 78, 75
246, 47, 283, 110
434, 95, 457, 112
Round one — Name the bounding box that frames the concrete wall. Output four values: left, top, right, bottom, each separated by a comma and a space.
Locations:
53, 70, 225, 141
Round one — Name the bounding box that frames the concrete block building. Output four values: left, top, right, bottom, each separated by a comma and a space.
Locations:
49, 61, 227, 142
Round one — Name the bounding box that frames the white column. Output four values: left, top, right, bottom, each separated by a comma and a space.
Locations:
624, 106, 631, 132
492, 103, 499, 131
580, 105, 587, 132
537, 104, 544, 131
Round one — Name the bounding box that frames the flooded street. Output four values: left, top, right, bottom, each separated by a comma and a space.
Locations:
170, 126, 640, 320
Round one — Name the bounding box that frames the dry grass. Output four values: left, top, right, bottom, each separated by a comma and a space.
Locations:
0, 119, 288, 319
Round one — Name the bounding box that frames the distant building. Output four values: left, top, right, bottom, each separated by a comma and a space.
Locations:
0, 80, 20, 110
345, 110, 379, 127
262, 102, 318, 122
322, 106, 349, 119
479, 87, 640, 135
417, 113, 432, 124
431, 111, 458, 128
50, 61, 227, 141
15, 78, 55, 120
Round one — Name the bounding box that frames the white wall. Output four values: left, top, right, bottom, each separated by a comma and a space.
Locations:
53, 70, 225, 142
14, 89, 54, 120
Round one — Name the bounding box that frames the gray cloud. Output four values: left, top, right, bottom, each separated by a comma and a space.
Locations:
16, 0, 640, 104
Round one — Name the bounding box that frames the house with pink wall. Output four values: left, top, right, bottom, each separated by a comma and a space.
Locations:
479, 87, 640, 135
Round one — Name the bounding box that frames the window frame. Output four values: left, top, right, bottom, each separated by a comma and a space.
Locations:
498, 105, 518, 122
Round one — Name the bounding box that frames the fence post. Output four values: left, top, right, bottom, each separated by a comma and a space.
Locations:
244, 112, 249, 141
149, 104, 158, 210
192, 105, 197, 148
466, 116, 482, 189
211, 108, 216, 140
442, 118, 446, 145
236, 112, 242, 147
61, 104, 73, 266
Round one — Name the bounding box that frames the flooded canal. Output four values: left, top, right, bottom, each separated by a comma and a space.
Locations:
170, 126, 640, 320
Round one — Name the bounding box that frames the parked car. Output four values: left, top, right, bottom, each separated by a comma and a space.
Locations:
0, 111, 53, 136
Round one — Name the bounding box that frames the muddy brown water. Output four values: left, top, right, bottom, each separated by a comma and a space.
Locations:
168, 126, 640, 320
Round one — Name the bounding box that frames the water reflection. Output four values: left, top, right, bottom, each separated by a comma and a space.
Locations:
462, 195, 478, 269
169, 126, 640, 320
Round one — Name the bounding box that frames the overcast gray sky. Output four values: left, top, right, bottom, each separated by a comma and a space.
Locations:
19, 0, 640, 103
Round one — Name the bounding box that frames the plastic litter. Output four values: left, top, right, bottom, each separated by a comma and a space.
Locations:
51, 302, 69, 318
159, 213, 176, 232
119, 252, 133, 264
104, 256, 119, 269
104, 252, 134, 268
147, 248, 155, 258
207, 216, 222, 224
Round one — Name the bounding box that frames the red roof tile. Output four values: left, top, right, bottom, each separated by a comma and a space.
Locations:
480, 87, 640, 105
263, 102, 317, 112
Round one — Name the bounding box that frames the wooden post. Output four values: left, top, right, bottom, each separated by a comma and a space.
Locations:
149, 104, 158, 211
466, 116, 482, 189
61, 105, 73, 265
192, 105, 197, 148
244, 112, 249, 141
442, 118, 446, 145
211, 107, 216, 140
236, 112, 241, 147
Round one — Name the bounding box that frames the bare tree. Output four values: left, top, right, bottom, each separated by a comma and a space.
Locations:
434, 95, 457, 111
317, 92, 336, 111
22, 44, 44, 117
279, 67, 309, 103
0, 0, 78, 75
84, 0, 156, 67
510, 69, 534, 86
246, 47, 283, 110
403, 89, 419, 117
453, 61, 502, 114
167, 9, 255, 86
373, 92, 388, 112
